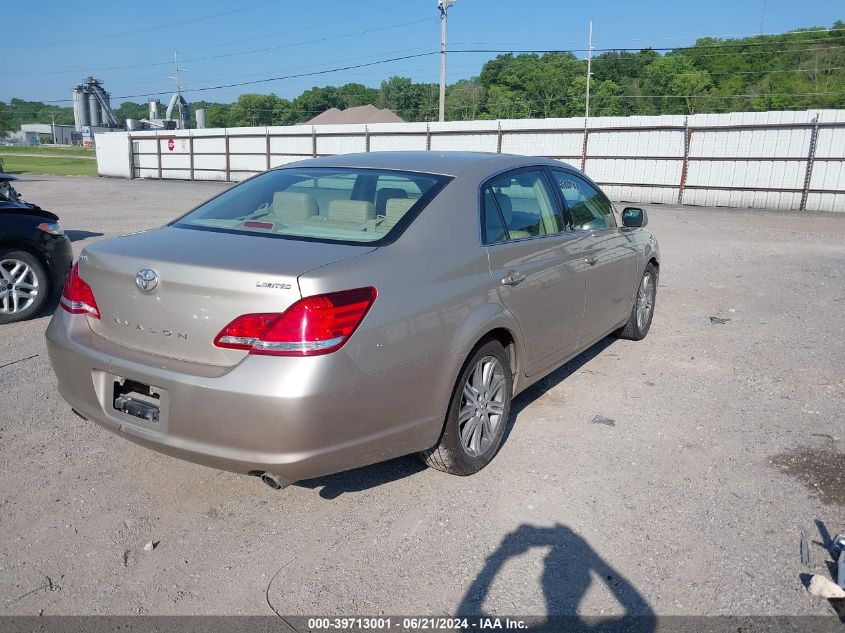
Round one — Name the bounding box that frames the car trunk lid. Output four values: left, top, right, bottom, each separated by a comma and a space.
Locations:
81, 226, 375, 365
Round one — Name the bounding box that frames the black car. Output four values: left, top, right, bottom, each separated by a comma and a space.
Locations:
0, 174, 73, 324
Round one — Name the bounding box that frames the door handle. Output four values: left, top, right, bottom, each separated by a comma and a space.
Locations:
501, 271, 526, 286
584, 255, 598, 266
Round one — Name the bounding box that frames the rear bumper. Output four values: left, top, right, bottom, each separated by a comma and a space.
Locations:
45, 310, 457, 483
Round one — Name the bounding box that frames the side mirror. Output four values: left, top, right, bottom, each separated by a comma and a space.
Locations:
622, 207, 647, 228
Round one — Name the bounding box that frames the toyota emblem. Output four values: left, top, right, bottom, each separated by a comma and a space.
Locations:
135, 268, 159, 293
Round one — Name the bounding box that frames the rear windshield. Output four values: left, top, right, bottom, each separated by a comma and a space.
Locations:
173, 168, 450, 245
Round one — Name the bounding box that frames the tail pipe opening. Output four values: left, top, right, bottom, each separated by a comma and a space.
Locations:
250, 471, 291, 490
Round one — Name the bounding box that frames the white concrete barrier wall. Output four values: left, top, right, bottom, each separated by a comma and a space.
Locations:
96, 110, 845, 211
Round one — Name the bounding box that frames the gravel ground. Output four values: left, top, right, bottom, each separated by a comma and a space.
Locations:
1, 175, 843, 618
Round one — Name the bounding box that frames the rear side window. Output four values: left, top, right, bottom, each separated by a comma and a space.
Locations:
552, 171, 617, 230
481, 170, 563, 243
174, 168, 449, 245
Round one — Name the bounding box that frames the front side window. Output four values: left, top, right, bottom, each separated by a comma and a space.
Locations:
482, 170, 563, 243
552, 171, 617, 231
173, 168, 449, 244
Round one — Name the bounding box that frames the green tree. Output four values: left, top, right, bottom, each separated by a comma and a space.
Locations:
114, 101, 147, 123
0, 102, 12, 134
337, 83, 379, 108
446, 79, 486, 120
227, 93, 281, 127
291, 86, 345, 123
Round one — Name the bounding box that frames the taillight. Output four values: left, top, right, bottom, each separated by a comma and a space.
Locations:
214, 287, 377, 356
60, 262, 100, 319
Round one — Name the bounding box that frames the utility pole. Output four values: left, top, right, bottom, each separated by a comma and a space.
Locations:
50, 113, 56, 145
585, 20, 594, 120
759, 0, 767, 35
171, 51, 185, 128
438, 0, 456, 123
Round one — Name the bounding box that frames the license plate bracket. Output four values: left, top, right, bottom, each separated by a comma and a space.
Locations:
113, 377, 162, 424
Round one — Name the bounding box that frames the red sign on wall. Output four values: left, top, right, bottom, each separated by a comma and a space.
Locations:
167, 137, 175, 151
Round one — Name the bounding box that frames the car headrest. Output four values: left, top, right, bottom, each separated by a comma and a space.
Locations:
495, 193, 513, 223
375, 188, 408, 215
384, 198, 416, 227
271, 192, 318, 221
328, 199, 376, 225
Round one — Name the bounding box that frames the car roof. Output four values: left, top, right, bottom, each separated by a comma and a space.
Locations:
281, 151, 567, 177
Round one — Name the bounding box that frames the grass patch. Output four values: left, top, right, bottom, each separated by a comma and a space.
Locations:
0, 154, 97, 177
0, 146, 95, 158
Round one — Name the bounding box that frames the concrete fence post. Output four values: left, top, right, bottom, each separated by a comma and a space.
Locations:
496, 122, 503, 153
426, 124, 432, 151
265, 130, 271, 171
800, 116, 820, 211
311, 126, 317, 158
365, 125, 370, 152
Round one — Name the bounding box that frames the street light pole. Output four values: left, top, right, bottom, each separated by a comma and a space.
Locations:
438, 0, 455, 123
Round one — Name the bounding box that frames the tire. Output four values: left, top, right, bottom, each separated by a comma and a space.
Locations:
615, 262, 658, 341
0, 249, 49, 325
420, 340, 513, 475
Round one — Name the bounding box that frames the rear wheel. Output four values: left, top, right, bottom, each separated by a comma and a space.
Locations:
0, 250, 48, 325
615, 262, 657, 341
419, 340, 512, 475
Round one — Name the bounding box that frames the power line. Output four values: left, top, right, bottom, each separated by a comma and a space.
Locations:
0, 19, 435, 76
6, 26, 841, 76
181, 0, 421, 54
35, 53, 441, 104
0, 0, 283, 48
18, 35, 845, 105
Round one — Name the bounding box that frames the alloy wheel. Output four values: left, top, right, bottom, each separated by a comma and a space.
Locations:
0, 258, 40, 315
458, 355, 507, 457
636, 272, 654, 331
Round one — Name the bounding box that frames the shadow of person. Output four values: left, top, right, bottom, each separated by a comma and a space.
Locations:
457, 523, 655, 632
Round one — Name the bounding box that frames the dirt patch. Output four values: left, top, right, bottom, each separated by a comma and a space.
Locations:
771, 444, 845, 507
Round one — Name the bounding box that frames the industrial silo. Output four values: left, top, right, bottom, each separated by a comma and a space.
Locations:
72, 86, 89, 131
195, 109, 207, 129
88, 91, 101, 126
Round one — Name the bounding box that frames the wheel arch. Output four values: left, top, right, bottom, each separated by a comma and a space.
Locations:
0, 239, 51, 289
451, 302, 525, 395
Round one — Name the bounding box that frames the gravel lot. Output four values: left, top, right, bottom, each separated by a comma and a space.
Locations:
1, 175, 843, 618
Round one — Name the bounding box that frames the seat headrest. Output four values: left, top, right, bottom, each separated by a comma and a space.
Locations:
271, 192, 318, 221
495, 193, 513, 223
376, 188, 408, 215
327, 199, 376, 225
384, 198, 416, 227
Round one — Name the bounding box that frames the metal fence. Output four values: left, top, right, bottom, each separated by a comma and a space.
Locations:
94, 110, 845, 212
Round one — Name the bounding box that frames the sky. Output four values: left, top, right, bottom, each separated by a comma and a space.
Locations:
2, 0, 842, 106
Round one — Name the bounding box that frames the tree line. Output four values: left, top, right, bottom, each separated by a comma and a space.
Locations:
2, 21, 842, 133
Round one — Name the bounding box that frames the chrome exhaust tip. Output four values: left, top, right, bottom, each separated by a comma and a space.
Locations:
258, 472, 289, 490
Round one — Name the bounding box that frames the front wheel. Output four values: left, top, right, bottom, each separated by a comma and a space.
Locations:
0, 250, 48, 325
615, 262, 658, 341
420, 340, 513, 476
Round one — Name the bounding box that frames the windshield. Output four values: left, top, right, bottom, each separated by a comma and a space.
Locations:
173, 167, 450, 245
